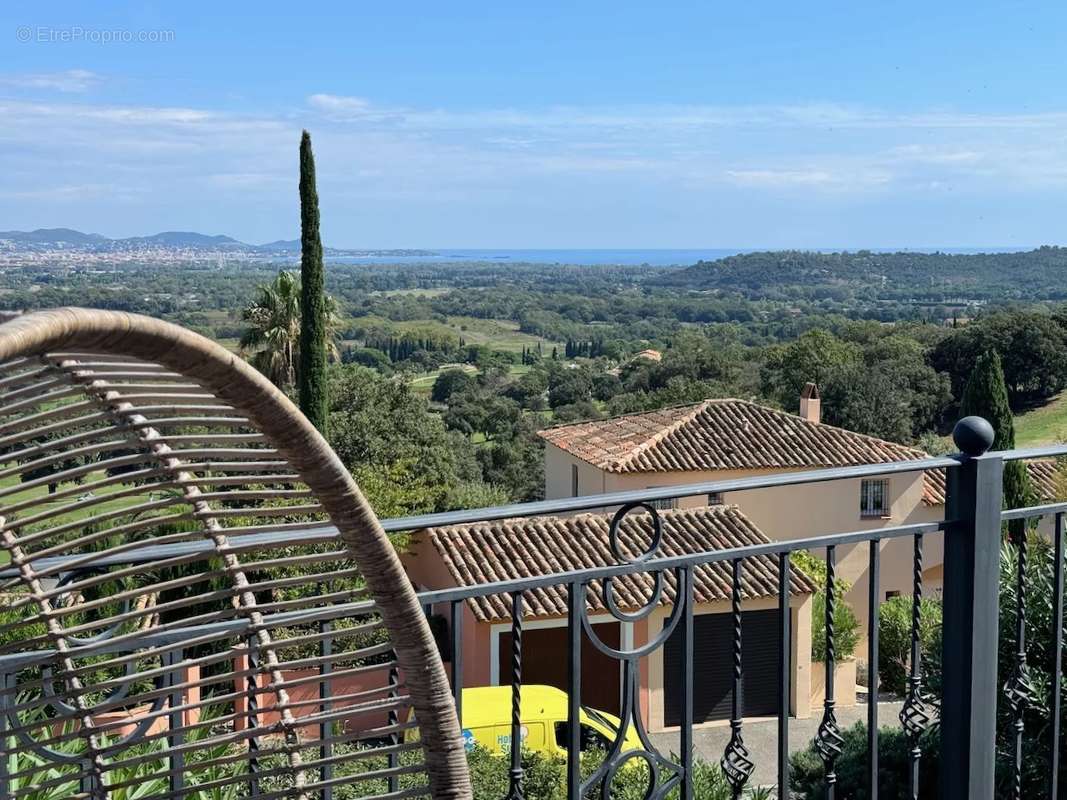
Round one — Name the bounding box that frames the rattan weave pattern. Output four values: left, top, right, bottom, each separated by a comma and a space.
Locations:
0, 308, 470, 800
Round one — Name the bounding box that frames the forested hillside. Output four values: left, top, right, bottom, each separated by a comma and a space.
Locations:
660, 247, 1067, 302
6, 250, 1067, 516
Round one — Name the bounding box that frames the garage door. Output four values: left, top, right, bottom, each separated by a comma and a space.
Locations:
498, 621, 622, 715
663, 609, 783, 726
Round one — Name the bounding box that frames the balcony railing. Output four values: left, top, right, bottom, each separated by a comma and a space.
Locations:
1, 417, 1065, 799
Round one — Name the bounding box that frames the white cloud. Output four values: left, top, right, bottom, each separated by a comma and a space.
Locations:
0, 182, 142, 201
725, 167, 894, 189
726, 169, 838, 186
4, 90, 1067, 244
307, 93, 374, 115
206, 172, 290, 188
0, 69, 103, 93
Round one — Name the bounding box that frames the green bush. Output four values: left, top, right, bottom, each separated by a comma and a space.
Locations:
789, 722, 940, 799
793, 551, 861, 661
7, 703, 245, 800
796, 537, 1067, 797
5, 725, 771, 800
877, 595, 941, 696
995, 535, 1067, 795
464, 744, 771, 800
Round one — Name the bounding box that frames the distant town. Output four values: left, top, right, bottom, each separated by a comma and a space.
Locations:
0, 227, 435, 267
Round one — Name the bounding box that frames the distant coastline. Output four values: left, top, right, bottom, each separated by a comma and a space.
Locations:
321, 246, 1034, 267
321, 246, 1032, 267
0, 227, 1044, 269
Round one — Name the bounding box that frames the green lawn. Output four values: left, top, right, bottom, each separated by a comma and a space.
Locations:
369, 287, 450, 298
444, 316, 561, 354
1015, 391, 1067, 446
349, 314, 562, 356
408, 363, 535, 396
0, 470, 159, 564
409, 365, 477, 396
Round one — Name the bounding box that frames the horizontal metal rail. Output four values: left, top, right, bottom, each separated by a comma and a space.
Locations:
0, 453, 965, 578
0, 519, 948, 671
1002, 501, 1067, 521
3, 437, 1066, 799
9, 443, 1065, 580
1003, 444, 1067, 461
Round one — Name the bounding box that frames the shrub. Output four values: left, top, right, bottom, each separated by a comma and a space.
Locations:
790, 722, 940, 799
793, 551, 861, 661
995, 535, 1067, 794
464, 744, 771, 800
797, 537, 1067, 797
877, 595, 941, 696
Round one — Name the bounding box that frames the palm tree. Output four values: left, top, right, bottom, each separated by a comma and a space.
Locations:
240, 270, 341, 390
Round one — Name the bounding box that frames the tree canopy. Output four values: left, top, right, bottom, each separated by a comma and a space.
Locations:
958, 350, 1031, 513
298, 130, 329, 433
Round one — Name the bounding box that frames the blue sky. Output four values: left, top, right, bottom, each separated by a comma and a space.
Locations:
1, 1, 1066, 248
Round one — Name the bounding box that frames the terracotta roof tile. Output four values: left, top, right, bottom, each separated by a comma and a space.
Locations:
538, 399, 927, 473
921, 459, 1060, 506
415, 505, 815, 622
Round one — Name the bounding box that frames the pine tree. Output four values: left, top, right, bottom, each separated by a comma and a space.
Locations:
959, 350, 1031, 528
298, 130, 328, 435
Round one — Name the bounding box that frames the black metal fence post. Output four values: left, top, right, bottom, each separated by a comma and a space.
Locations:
0, 671, 9, 799
246, 637, 262, 798
680, 566, 694, 800
450, 600, 464, 726
506, 591, 525, 800
941, 416, 1002, 800
566, 582, 582, 800
1050, 511, 1065, 799
318, 609, 333, 800
166, 648, 185, 795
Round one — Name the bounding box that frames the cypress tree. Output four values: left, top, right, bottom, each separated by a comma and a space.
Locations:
959, 350, 1031, 527
298, 130, 328, 434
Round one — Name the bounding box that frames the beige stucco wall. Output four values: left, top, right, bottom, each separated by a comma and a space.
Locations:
543, 443, 948, 652
545, 442, 607, 499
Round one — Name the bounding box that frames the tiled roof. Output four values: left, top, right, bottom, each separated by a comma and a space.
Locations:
538, 399, 927, 474
922, 459, 1060, 506
412, 505, 815, 622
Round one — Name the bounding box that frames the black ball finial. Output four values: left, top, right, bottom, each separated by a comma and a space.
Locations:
952, 416, 995, 456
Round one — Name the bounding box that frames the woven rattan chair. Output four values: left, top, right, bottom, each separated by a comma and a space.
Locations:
0, 308, 470, 800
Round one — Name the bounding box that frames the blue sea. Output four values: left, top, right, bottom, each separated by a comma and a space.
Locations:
326, 246, 1024, 267
327, 249, 743, 267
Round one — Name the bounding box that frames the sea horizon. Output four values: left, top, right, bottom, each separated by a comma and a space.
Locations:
323, 246, 1036, 267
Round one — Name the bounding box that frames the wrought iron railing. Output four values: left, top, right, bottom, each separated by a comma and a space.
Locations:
2, 417, 1066, 799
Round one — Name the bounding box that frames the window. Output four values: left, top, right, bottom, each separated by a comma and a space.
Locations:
555, 721, 612, 752
860, 478, 890, 518
571, 464, 579, 497
707, 492, 724, 506
647, 488, 678, 511
886, 590, 902, 600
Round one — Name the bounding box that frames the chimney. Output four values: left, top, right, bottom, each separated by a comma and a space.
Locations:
800, 382, 821, 424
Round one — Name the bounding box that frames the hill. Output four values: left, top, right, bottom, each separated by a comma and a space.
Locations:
0, 228, 109, 245
0, 228, 436, 258
657, 247, 1067, 302
123, 231, 244, 248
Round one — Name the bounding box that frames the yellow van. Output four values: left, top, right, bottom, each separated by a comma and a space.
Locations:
409, 685, 642, 757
